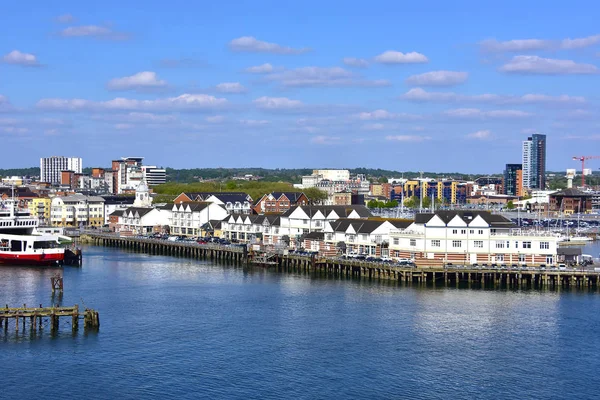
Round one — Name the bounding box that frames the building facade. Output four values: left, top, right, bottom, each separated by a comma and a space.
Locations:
50, 194, 105, 227
522, 134, 546, 190
40, 156, 82, 185
504, 164, 523, 196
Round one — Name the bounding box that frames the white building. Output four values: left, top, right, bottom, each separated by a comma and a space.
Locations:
40, 156, 82, 184
142, 166, 167, 186
313, 169, 350, 181
388, 211, 559, 266
118, 206, 171, 235
169, 202, 229, 237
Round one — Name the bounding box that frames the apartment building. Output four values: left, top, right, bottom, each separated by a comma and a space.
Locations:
50, 194, 105, 227
40, 156, 82, 185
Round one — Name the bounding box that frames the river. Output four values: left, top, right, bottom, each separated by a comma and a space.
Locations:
2, 244, 600, 400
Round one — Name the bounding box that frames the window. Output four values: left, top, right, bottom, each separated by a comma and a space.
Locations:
506, 241, 510, 249
461, 229, 466, 234
522, 241, 531, 249
497, 254, 504, 262
495, 241, 505, 249
452, 240, 461, 248
478, 230, 483, 234
452, 229, 458, 234
410, 239, 416, 246
515, 241, 519, 249
474, 240, 483, 248
546, 255, 554, 264
393, 238, 399, 245
431, 240, 441, 247
470, 230, 474, 234
540, 241, 549, 250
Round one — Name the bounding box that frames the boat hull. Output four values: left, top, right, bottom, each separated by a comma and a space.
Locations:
0, 252, 64, 266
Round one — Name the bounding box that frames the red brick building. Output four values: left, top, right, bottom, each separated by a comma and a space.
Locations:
549, 189, 593, 214
253, 192, 309, 214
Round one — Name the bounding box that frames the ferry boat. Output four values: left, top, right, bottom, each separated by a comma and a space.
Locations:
0, 197, 67, 266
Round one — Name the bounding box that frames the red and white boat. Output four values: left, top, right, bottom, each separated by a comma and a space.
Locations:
0, 197, 66, 266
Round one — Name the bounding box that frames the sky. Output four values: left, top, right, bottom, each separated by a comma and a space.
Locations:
1, 0, 599, 173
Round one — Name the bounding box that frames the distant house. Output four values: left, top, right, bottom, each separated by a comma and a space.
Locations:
117, 206, 170, 235
173, 192, 253, 214
252, 192, 309, 214
169, 201, 229, 236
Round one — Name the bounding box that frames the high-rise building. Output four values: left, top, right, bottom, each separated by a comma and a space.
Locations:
504, 164, 523, 196
40, 156, 82, 184
522, 134, 546, 189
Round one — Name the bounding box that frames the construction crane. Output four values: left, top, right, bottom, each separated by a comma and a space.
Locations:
572, 156, 600, 186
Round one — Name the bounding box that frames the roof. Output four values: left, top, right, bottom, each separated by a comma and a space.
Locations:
206, 193, 252, 203
415, 210, 515, 228
101, 195, 135, 205
551, 188, 593, 197
123, 207, 154, 217
175, 201, 210, 212
109, 210, 125, 217
328, 218, 408, 234
271, 192, 305, 202
557, 247, 583, 256
281, 205, 373, 218
185, 192, 253, 202
56, 194, 105, 202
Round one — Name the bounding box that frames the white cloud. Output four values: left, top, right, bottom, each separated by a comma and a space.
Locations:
481, 34, 600, 52
443, 108, 533, 119
385, 135, 431, 142
60, 25, 129, 40
205, 115, 225, 123
343, 57, 369, 68
56, 14, 75, 23
37, 94, 228, 112
115, 123, 133, 130
229, 36, 309, 54
245, 63, 274, 73
362, 123, 385, 131
357, 109, 422, 121
215, 82, 246, 93
500, 56, 600, 74
0, 126, 29, 134
466, 130, 492, 140
2, 50, 40, 66
405, 71, 468, 86
240, 119, 270, 126
267, 66, 390, 88
311, 135, 340, 145
0, 95, 14, 112
374, 50, 428, 64
107, 71, 168, 91
402, 88, 586, 105
253, 96, 304, 110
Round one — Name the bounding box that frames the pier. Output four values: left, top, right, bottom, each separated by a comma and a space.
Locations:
80, 232, 600, 290
0, 304, 99, 333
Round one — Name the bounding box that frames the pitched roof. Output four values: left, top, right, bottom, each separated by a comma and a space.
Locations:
281, 205, 372, 218
123, 207, 154, 217
304, 232, 325, 240
271, 192, 305, 202
415, 210, 515, 228
551, 188, 593, 197
328, 218, 402, 234
109, 209, 125, 217
176, 201, 210, 212
101, 195, 135, 205
206, 193, 252, 203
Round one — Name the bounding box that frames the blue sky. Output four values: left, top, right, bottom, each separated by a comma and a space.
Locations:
1, 0, 599, 173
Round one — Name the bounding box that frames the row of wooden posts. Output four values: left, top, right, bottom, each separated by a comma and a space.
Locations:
0, 304, 100, 333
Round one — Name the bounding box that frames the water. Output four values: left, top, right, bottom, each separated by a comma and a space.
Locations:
2, 245, 600, 400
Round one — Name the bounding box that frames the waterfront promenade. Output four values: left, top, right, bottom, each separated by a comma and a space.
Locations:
81, 232, 600, 289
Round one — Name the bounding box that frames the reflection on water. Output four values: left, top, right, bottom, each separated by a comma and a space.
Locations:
1, 245, 599, 400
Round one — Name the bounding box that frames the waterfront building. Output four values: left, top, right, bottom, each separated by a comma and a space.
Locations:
522, 134, 546, 190
111, 157, 144, 194
50, 194, 105, 227
549, 189, 594, 214
504, 164, 523, 196
40, 156, 82, 185
369, 183, 392, 198
169, 202, 229, 237
391, 179, 468, 205
252, 192, 309, 214
221, 214, 280, 243
388, 211, 559, 266
101, 195, 135, 225
117, 205, 170, 235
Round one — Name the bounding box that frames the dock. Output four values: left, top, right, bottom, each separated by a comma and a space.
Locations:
0, 304, 99, 333
80, 232, 600, 290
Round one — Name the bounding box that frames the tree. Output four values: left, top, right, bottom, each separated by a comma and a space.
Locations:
404, 196, 417, 208
385, 200, 398, 208
304, 187, 328, 204
377, 176, 388, 184
367, 199, 379, 209
506, 201, 515, 210
422, 196, 431, 209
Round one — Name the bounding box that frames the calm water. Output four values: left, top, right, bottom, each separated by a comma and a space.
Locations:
2, 244, 600, 400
